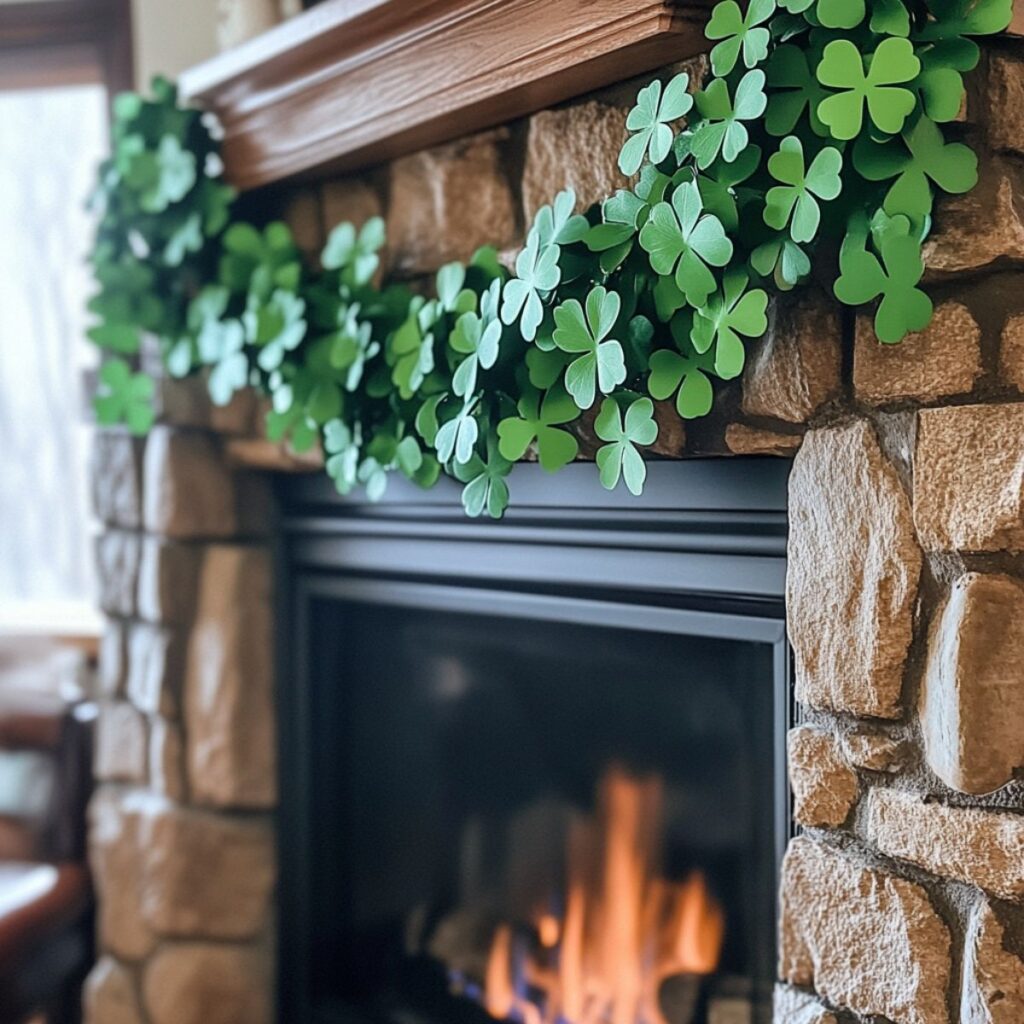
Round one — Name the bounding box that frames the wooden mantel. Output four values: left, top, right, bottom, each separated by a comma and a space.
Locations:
179, 0, 709, 191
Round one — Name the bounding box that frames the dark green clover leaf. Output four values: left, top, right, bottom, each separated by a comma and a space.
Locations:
244, 289, 307, 371
834, 215, 933, 343
389, 297, 437, 399
750, 236, 811, 290
765, 45, 830, 138
691, 271, 769, 379
764, 136, 843, 243
871, 0, 911, 35
323, 419, 361, 495
94, 359, 155, 435
648, 341, 717, 420
690, 70, 768, 169
816, 0, 865, 28
854, 115, 977, 224
916, 51, 967, 123
451, 279, 502, 397
594, 398, 658, 496
497, 387, 579, 472
87, 322, 141, 355
500, 232, 560, 343
917, 0, 1013, 70
817, 38, 921, 140
531, 188, 590, 248
552, 286, 627, 410
707, 0, 775, 77
454, 435, 512, 519
321, 216, 385, 287
618, 74, 694, 175
586, 188, 647, 272
435, 399, 479, 466
640, 180, 733, 307
266, 404, 318, 454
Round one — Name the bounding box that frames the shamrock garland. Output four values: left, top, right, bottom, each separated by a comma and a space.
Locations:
87, 0, 1011, 519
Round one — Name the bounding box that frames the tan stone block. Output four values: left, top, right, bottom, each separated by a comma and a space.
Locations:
741, 293, 842, 424
185, 545, 276, 809
787, 421, 921, 717
787, 725, 858, 827
95, 532, 141, 618
854, 302, 982, 403
1000, 314, 1024, 391
986, 55, 1024, 155
962, 900, 1024, 1023
139, 805, 275, 940
773, 985, 837, 1024
724, 423, 802, 456
921, 573, 1024, 794
94, 701, 147, 783
136, 538, 203, 626
779, 836, 950, 1024
649, 400, 686, 457
126, 622, 184, 718
88, 789, 157, 961
522, 100, 630, 224
914, 403, 1024, 553
840, 727, 909, 774
98, 620, 127, 699
924, 165, 1024, 273
867, 789, 1024, 901
91, 430, 144, 528
143, 943, 273, 1024
387, 129, 518, 275
149, 717, 187, 803
84, 956, 143, 1024
321, 175, 384, 239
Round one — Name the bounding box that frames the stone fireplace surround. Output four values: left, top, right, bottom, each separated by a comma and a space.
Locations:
83, 20, 1024, 1024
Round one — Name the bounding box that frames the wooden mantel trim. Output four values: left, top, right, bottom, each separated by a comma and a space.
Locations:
179, 0, 710, 191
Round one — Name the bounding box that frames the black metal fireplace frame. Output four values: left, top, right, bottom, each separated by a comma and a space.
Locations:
274, 458, 793, 1024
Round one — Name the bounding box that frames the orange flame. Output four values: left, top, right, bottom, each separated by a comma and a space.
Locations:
480, 766, 725, 1024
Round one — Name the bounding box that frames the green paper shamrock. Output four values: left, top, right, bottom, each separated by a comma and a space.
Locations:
531, 188, 589, 248
94, 359, 155, 435
497, 387, 579, 472
389, 298, 437, 399
916, 53, 967, 124
871, 0, 911, 35
323, 419, 361, 495
500, 233, 560, 342
551, 286, 628, 410
206, 320, 248, 406
817, 38, 921, 140
244, 289, 307, 372
765, 45, 829, 137
266, 404, 318, 454
594, 397, 659, 496
691, 271, 768, 378
436, 261, 476, 315
917, 0, 1013, 65
321, 217, 385, 287
450, 279, 502, 397
833, 215, 933, 343
750, 236, 811, 290
639, 180, 733, 307
618, 74, 694, 175
454, 435, 512, 519
764, 136, 843, 243
690, 70, 768, 168
132, 135, 197, 214
328, 305, 380, 392
707, 0, 776, 77
816, 0, 865, 29
648, 345, 716, 420
435, 399, 479, 465
854, 115, 978, 223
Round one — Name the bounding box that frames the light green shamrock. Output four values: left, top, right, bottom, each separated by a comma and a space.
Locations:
594, 398, 659, 496
321, 217, 385, 287
244, 289, 307, 371
618, 74, 694, 175
94, 359, 155, 435
691, 271, 769, 379
389, 297, 437, 399
706, 0, 776, 77
690, 70, 768, 169
497, 387, 579, 472
816, 0, 865, 28
833, 215, 933, 344
639, 180, 733, 308
648, 343, 717, 420
817, 38, 921, 140
500, 232, 561, 342
328, 305, 380, 392
454, 435, 512, 519
450, 279, 502, 397
764, 136, 843, 243
530, 188, 589, 248
323, 419, 361, 495
206, 320, 248, 406
435, 398, 479, 466
750, 236, 811, 291
551, 286, 628, 410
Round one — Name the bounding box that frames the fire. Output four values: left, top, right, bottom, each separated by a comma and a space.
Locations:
480, 766, 725, 1024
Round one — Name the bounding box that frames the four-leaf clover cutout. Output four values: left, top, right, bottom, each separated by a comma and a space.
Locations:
551, 286, 628, 410
594, 398, 659, 496
707, 0, 776, 76
639, 180, 733, 307
764, 136, 843, 243
618, 74, 694, 175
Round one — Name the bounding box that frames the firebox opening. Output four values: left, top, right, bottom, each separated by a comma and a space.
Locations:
301, 598, 778, 1024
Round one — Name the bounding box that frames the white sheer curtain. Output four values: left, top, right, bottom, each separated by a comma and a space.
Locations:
0, 85, 108, 628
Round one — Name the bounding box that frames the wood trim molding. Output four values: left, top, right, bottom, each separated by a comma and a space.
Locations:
179, 0, 710, 192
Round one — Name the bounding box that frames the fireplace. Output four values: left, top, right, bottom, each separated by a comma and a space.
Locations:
275, 459, 792, 1024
